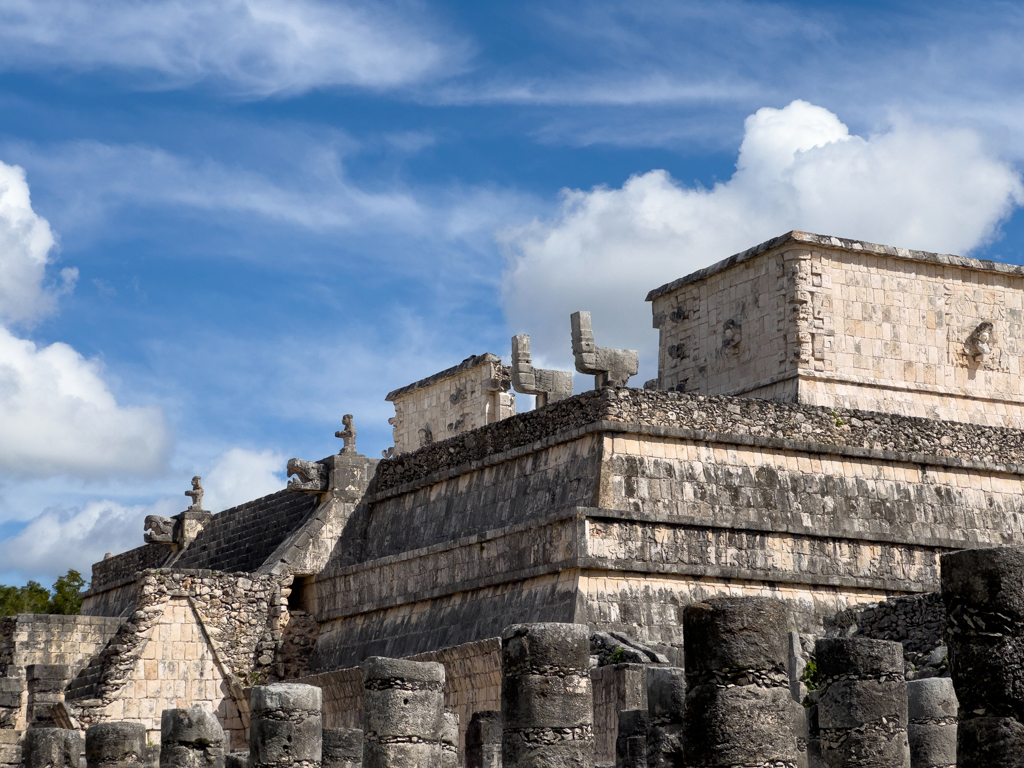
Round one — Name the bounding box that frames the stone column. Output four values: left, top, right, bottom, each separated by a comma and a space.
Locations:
815, 638, 909, 768
161, 706, 226, 768
645, 667, 684, 768
249, 684, 323, 768
362, 657, 445, 768
683, 597, 803, 768
941, 545, 1024, 768
501, 623, 594, 768
615, 709, 649, 768
441, 712, 459, 768
465, 711, 501, 768
86, 722, 147, 768
321, 730, 361, 768
906, 678, 957, 768
22, 728, 83, 768
26, 665, 70, 728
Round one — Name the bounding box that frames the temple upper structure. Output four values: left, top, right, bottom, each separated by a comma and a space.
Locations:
647, 230, 1024, 428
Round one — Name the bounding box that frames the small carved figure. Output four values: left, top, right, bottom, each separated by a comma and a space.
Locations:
722, 319, 741, 351
510, 334, 573, 408
418, 425, 433, 447
144, 515, 176, 544
286, 458, 328, 493
335, 414, 357, 454
570, 311, 639, 388
966, 322, 994, 363
185, 476, 204, 511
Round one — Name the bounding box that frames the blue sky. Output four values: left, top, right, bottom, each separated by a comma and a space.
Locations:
3, 0, 1024, 586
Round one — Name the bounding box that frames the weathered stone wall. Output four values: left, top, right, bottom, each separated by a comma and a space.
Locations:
357, 433, 600, 562
67, 570, 288, 748
385, 353, 515, 455
648, 230, 1024, 428
298, 638, 501, 754
0, 615, 124, 731
82, 546, 175, 616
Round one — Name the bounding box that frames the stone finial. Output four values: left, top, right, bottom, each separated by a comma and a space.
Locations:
144, 515, 177, 544
510, 334, 573, 408
286, 459, 328, 494
185, 476, 205, 511
966, 321, 994, 362
335, 415, 357, 455
570, 311, 639, 388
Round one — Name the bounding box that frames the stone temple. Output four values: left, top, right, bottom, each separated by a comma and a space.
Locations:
5, 230, 1024, 767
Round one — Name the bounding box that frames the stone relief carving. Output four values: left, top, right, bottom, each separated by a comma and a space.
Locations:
335, 414, 357, 454
144, 515, 176, 544
510, 334, 574, 408
570, 311, 639, 388
286, 458, 328, 493
722, 319, 741, 352
966, 322, 995, 363
185, 476, 204, 511
418, 425, 434, 447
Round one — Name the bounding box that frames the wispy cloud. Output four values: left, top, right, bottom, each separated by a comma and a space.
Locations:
0, 0, 470, 97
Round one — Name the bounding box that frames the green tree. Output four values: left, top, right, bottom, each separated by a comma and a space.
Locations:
49, 570, 87, 615
0, 569, 88, 617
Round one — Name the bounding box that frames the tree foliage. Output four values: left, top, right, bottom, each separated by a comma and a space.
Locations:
0, 569, 87, 617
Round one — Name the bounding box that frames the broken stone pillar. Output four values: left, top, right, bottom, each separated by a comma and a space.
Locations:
941, 545, 1024, 768
466, 711, 502, 768
645, 667, 684, 768
615, 709, 649, 768
161, 706, 226, 768
22, 728, 83, 768
26, 664, 70, 728
321, 730, 361, 768
86, 722, 147, 768
570, 311, 639, 388
502, 623, 594, 768
682, 597, 803, 768
249, 683, 323, 768
362, 657, 445, 768
815, 638, 909, 768
906, 678, 957, 768
441, 712, 459, 768
510, 334, 573, 408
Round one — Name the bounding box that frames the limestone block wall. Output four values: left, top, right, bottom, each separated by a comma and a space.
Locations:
67, 570, 287, 748
356, 433, 601, 562
81, 545, 175, 616
648, 231, 1024, 427
384, 353, 515, 455
0, 615, 123, 731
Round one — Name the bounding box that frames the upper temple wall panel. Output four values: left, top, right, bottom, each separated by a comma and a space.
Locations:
384, 353, 515, 455
648, 231, 1024, 428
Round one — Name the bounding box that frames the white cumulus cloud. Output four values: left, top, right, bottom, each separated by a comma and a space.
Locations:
200, 447, 286, 513
501, 100, 1024, 371
0, 327, 170, 478
0, 161, 76, 325
0, 0, 466, 97
0, 157, 171, 480
0, 496, 180, 583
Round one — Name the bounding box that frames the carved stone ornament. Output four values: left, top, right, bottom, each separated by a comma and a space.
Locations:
570, 310, 639, 388
966, 322, 995, 363
335, 414, 357, 455
510, 334, 573, 408
144, 515, 176, 544
185, 476, 204, 511
286, 458, 328, 493
722, 319, 741, 350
